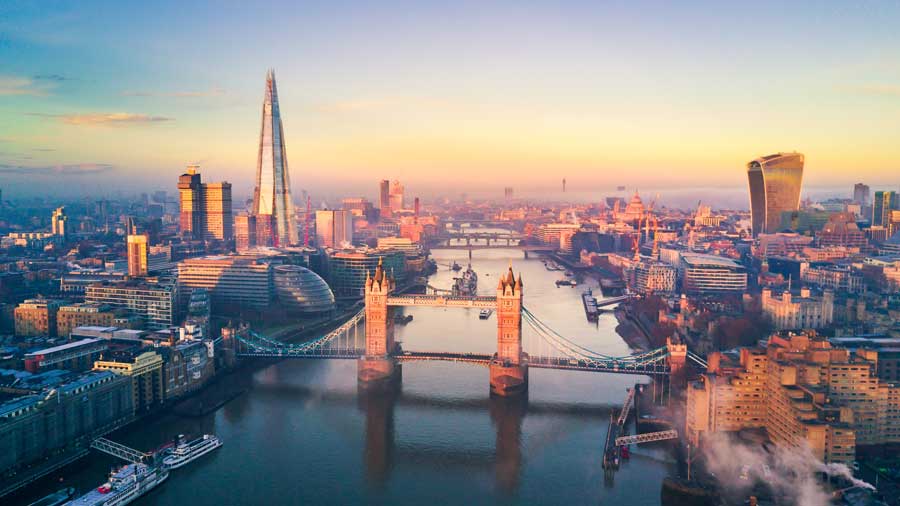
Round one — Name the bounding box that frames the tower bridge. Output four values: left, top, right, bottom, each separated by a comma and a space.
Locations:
228, 260, 707, 396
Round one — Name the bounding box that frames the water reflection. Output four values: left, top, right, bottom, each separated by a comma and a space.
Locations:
358, 385, 398, 489
489, 394, 526, 496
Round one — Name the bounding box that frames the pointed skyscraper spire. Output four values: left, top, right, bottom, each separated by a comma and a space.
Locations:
252, 69, 298, 247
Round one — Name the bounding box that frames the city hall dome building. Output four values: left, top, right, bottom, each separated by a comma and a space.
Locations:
273, 265, 335, 314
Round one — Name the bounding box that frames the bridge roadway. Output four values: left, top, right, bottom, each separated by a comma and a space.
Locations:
237, 349, 670, 376
432, 244, 556, 252
386, 294, 498, 308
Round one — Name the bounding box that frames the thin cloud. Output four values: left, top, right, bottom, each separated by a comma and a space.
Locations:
0, 163, 115, 175
33, 74, 73, 82
121, 87, 226, 98
0, 76, 49, 96
26, 112, 173, 126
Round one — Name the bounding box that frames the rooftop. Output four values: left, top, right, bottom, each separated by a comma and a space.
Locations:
681, 253, 742, 269
24, 338, 104, 357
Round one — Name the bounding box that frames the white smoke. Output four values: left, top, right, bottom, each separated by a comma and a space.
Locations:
702, 433, 875, 506
818, 461, 876, 491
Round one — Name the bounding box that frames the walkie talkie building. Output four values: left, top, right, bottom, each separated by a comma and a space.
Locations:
747, 152, 804, 237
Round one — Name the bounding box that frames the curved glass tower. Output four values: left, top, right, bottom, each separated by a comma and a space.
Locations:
747, 152, 804, 237
252, 70, 298, 247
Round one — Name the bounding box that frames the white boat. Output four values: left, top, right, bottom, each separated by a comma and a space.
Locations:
479, 309, 493, 319
162, 434, 222, 470
66, 463, 168, 506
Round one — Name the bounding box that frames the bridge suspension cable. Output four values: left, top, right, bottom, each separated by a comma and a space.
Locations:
521, 307, 670, 370
235, 308, 366, 356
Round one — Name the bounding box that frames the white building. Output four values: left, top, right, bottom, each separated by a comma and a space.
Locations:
761, 288, 834, 330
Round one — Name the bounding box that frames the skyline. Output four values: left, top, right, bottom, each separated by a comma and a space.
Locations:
2, 1, 900, 199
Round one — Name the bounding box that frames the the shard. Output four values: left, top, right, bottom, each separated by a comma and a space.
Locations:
252, 69, 298, 247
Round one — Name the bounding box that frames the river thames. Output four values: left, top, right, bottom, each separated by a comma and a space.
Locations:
17, 247, 675, 506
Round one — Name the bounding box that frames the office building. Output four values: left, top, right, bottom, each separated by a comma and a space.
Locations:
177, 165, 234, 244
341, 197, 376, 220
251, 70, 298, 247
535, 223, 580, 246
800, 265, 865, 294
890, 210, 900, 237
14, 298, 63, 337
389, 180, 404, 214
23, 338, 108, 373
84, 281, 176, 330
234, 213, 257, 252
51, 206, 68, 241
628, 260, 676, 294
761, 288, 834, 330
94, 351, 165, 412
853, 183, 870, 206
379, 180, 391, 217
127, 234, 149, 276
746, 152, 804, 236
315, 210, 354, 249
754, 233, 814, 258
686, 332, 900, 463
325, 249, 406, 298
178, 165, 203, 239
56, 303, 118, 337
873, 191, 899, 227
177, 255, 273, 310
816, 213, 867, 249
204, 182, 233, 242
60, 271, 128, 296
778, 210, 829, 234
680, 253, 747, 294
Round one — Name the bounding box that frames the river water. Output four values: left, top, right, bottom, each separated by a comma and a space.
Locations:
16, 245, 675, 506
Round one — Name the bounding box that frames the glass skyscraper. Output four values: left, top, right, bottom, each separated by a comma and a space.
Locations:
252, 70, 298, 247
873, 191, 899, 227
746, 152, 804, 237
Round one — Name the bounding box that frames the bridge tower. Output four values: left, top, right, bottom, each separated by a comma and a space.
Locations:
490, 266, 528, 396
359, 259, 399, 388
666, 337, 687, 401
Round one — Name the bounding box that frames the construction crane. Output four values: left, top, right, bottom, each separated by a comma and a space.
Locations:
303, 195, 311, 247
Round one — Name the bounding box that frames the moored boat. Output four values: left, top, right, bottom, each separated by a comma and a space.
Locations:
66, 463, 168, 506
162, 434, 223, 470
29, 487, 76, 506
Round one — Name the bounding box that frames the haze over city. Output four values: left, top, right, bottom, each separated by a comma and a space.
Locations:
3, 2, 900, 506
2, 0, 900, 202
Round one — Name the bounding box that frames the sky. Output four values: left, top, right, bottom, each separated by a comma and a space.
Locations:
1, 0, 899, 203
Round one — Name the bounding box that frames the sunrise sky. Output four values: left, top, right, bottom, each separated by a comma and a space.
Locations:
1, 0, 899, 200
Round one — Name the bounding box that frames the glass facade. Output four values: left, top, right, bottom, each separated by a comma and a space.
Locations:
873, 191, 899, 227
252, 70, 298, 247
273, 265, 335, 314
325, 250, 406, 299
746, 152, 804, 236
